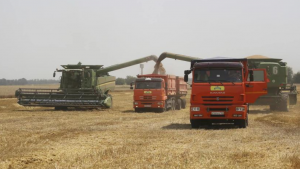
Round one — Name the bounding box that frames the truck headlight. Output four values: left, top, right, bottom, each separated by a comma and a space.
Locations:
236, 107, 245, 111
191, 107, 200, 111
134, 102, 138, 105
157, 102, 163, 105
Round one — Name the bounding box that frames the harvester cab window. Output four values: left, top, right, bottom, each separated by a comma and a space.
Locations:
247, 70, 265, 82
136, 81, 162, 89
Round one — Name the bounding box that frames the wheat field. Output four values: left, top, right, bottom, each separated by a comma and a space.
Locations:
0, 85, 299, 168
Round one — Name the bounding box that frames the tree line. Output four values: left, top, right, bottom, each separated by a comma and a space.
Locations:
0, 78, 59, 85
116, 76, 137, 85
288, 67, 300, 83
2, 69, 300, 86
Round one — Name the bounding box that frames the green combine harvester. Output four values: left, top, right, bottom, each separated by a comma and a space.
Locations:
247, 55, 298, 111
15, 55, 158, 110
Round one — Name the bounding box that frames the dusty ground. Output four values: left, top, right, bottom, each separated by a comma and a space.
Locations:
0, 85, 299, 169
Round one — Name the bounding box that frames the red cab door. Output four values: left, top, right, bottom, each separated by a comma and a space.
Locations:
245, 69, 269, 103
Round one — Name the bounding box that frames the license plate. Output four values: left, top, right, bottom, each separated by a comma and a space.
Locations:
144, 105, 151, 107
211, 112, 224, 115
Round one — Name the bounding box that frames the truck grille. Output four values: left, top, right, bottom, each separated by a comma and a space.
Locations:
202, 96, 234, 102
209, 108, 229, 111
139, 96, 157, 100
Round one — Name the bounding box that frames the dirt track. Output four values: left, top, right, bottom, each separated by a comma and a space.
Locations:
0, 90, 299, 169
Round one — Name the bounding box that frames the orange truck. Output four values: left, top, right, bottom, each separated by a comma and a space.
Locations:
131, 74, 187, 112
184, 58, 269, 128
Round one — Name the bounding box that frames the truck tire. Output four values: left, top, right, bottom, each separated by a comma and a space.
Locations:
176, 99, 182, 110
235, 115, 248, 128
239, 119, 247, 128
172, 98, 176, 110
135, 108, 142, 113
247, 104, 250, 114
277, 94, 289, 112
190, 120, 200, 129
181, 99, 187, 109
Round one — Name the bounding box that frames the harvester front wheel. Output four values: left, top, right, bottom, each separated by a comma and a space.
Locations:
277, 94, 289, 112
106, 94, 113, 109
270, 104, 277, 111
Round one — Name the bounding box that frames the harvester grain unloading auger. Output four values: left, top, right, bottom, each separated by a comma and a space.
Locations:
152, 52, 200, 75
15, 55, 159, 110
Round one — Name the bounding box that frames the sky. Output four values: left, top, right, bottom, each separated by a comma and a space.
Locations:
0, 0, 300, 80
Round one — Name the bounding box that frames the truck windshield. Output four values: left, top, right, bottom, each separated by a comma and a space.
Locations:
135, 82, 162, 89
194, 69, 242, 83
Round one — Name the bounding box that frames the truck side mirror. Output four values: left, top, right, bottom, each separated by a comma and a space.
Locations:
184, 74, 188, 82
184, 70, 191, 82
53, 71, 56, 77
249, 70, 254, 81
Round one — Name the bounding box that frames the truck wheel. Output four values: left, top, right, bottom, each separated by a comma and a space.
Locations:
172, 99, 176, 110
181, 99, 186, 109
135, 108, 142, 113
235, 115, 247, 128
190, 120, 200, 129
237, 119, 247, 128
176, 99, 182, 110
247, 104, 250, 114
277, 94, 289, 112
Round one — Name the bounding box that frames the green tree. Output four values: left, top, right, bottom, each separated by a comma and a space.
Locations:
287, 66, 293, 83
125, 76, 136, 85
115, 78, 125, 85
293, 72, 300, 83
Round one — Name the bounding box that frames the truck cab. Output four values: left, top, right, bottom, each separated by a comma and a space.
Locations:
132, 74, 187, 112
132, 78, 167, 112
185, 58, 269, 128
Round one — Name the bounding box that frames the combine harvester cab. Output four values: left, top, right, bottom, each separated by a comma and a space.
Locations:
15, 55, 159, 110
184, 57, 270, 128
247, 56, 298, 111
131, 74, 187, 112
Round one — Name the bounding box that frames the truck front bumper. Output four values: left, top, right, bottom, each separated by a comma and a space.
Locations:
133, 100, 165, 109
190, 105, 247, 120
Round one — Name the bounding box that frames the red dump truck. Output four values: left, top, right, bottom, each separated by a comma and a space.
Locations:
184, 57, 269, 128
131, 74, 187, 112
